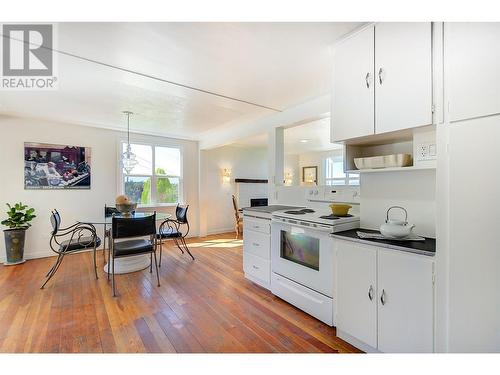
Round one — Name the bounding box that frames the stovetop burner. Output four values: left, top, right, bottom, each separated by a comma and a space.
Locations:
283, 208, 316, 215
319, 214, 354, 220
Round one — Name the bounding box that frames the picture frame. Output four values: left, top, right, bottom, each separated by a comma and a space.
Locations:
302, 166, 318, 184
24, 142, 91, 189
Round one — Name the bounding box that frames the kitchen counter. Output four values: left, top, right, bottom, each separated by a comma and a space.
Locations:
331, 228, 436, 257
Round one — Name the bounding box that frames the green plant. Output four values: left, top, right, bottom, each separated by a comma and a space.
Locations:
1, 203, 36, 230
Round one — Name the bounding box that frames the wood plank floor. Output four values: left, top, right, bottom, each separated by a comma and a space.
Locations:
0, 233, 361, 353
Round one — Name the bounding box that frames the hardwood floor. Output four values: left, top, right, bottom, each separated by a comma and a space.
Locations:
0, 233, 361, 353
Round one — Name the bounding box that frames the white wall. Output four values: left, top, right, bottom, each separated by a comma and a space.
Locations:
0, 117, 199, 262
359, 170, 436, 238
199, 145, 268, 235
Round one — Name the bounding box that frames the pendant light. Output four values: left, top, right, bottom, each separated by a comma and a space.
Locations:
121, 111, 138, 174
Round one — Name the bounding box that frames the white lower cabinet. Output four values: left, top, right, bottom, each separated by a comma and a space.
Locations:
243, 215, 271, 289
335, 240, 435, 353
336, 241, 378, 348
377, 249, 434, 353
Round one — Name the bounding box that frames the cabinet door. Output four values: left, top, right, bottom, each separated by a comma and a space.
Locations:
336, 241, 377, 348
377, 250, 434, 353
331, 25, 375, 142
375, 22, 432, 134
447, 23, 500, 122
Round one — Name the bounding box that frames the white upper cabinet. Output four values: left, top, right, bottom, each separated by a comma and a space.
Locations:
331, 25, 375, 142
447, 23, 500, 122
331, 23, 433, 142
377, 249, 434, 353
375, 23, 433, 134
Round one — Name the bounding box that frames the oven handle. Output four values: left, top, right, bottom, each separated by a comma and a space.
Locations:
271, 218, 332, 233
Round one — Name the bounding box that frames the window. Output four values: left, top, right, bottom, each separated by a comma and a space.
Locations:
121, 142, 182, 206
324, 155, 359, 186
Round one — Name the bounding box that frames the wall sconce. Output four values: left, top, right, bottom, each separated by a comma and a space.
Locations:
222, 168, 231, 183
284, 172, 293, 186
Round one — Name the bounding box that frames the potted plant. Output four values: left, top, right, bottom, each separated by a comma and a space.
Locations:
1, 203, 36, 265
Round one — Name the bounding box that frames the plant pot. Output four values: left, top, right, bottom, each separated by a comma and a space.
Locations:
3, 228, 27, 265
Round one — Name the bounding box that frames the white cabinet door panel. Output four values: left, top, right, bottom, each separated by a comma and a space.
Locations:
336, 241, 378, 348
447, 22, 500, 122
331, 25, 375, 142
375, 22, 432, 133
377, 249, 434, 353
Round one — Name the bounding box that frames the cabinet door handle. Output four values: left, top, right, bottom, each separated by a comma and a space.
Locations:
252, 242, 260, 247
380, 289, 386, 305
378, 68, 384, 85
252, 265, 259, 270
368, 285, 374, 301
365, 72, 371, 88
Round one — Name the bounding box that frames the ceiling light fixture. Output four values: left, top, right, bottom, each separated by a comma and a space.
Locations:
121, 111, 138, 174
300, 139, 309, 143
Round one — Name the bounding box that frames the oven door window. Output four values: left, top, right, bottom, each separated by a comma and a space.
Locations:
280, 230, 320, 271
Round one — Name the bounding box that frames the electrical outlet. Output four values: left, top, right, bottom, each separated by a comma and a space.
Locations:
416, 142, 437, 161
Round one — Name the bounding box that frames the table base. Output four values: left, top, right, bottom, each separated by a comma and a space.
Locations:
103, 254, 151, 274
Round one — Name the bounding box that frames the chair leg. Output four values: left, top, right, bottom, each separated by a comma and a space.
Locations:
93, 243, 99, 280
159, 238, 163, 267
45, 253, 62, 277
174, 238, 184, 254
112, 254, 116, 297
181, 237, 195, 260
41, 254, 65, 289
153, 251, 160, 287
107, 249, 111, 281
149, 252, 153, 273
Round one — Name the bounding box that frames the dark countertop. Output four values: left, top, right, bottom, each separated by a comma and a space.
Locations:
242, 205, 304, 214
331, 228, 436, 257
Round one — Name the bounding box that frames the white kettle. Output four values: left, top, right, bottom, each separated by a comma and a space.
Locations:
379, 206, 415, 238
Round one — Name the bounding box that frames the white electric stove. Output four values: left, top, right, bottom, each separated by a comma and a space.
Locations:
270, 207, 360, 326
271, 207, 360, 232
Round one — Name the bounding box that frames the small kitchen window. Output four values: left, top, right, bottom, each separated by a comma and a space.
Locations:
324, 155, 359, 186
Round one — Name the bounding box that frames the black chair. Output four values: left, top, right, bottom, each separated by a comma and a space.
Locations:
41, 209, 101, 289
109, 213, 159, 297
157, 204, 194, 266
103, 204, 120, 262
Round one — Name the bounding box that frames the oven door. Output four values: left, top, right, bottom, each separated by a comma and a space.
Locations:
271, 219, 334, 297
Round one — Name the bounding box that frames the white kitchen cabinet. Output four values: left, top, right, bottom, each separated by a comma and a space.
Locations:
331, 25, 375, 142
335, 239, 435, 353
331, 23, 433, 142
243, 214, 271, 289
447, 23, 500, 122
336, 241, 378, 348
377, 249, 434, 353
375, 23, 433, 133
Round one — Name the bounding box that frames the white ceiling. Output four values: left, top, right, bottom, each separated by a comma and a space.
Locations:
0, 22, 362, 139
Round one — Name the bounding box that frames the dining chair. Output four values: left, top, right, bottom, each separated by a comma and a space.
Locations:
41, 209, 101, 289
232, 195, 243, 238
157, 204, 194, 266
110, 212, 159, 297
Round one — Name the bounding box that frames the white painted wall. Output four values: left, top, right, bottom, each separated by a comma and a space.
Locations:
199, 145, 268, 235
359, 170, 436, 238
0, 117, 200, 262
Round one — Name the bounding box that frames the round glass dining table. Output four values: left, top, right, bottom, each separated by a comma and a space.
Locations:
79, 212, 172, 274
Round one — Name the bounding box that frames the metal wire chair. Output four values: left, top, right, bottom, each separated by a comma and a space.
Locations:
41, 209, 100, 289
